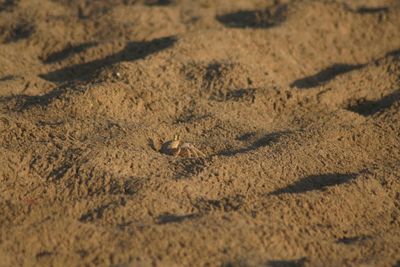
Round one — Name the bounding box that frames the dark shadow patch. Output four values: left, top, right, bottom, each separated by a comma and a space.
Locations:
42, 42, 98, 64
270, 173, 358, 195
40, 36, 176, 82
98, 175, 147, 196
46, 147, 84, 181
175, 112, 211, 124
145, 0, 173, 6
1, 21, 35, 43
356, 6, 389, 14
0, 75, 16, 82
266, 257, 308, 267
217, 4, 287, 29
36, 251, 53, 259
0, 0, 18, 12
218, 131, 289, 156
48, 163, 73, 181
122, 177, 146, 195
173, 158, 208, 179
194, 194, 245, 213
0, 82, 79, 111
156, 213, 198, 224
236, 131, 256, 141
116, 220, 136, 230
79, 203, 113, 222
76, 249, 88, 259
202, 62, 231, 98
36, 120, 65, 128
108, 176, 147, 196
347, 91, 400, 116
393, 260, 400, 267
336, 235, 371, 245
75, 171, 147, 198
79, 198, 126, 223
220, 259, 249, 267
291, 63, 364, 89
385, 49, 400, 58
211, 88, 257, 103
202, 62, 223, 93
291, 48, 400, 89
16, 89, 65, 109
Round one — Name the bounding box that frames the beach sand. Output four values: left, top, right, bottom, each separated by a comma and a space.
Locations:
0, 0, 400, 266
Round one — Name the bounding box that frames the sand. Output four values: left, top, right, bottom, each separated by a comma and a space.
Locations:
0, 0, 400, 266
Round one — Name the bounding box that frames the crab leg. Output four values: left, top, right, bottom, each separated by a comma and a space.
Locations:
194, 147, 206, 157
173, 147, 181, 157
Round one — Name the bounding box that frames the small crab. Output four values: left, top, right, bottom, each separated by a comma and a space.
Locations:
151, 135, 206, 158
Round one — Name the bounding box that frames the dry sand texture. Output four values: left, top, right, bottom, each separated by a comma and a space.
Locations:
1, 0, 400, 266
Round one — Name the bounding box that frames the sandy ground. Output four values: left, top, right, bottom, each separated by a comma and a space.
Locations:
0, 0, 400, 266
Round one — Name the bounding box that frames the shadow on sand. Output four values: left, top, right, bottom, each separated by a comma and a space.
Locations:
269, 173, 358, 195
217, 4, 287, 29
40, 36, 176, 82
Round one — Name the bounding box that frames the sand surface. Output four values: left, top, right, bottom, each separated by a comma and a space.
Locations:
1, 0, 400, 266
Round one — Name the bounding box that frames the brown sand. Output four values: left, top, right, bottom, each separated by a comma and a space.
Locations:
1, 0, 400, 266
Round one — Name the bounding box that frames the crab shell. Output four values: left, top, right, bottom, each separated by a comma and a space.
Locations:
160, 139, 181, 155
